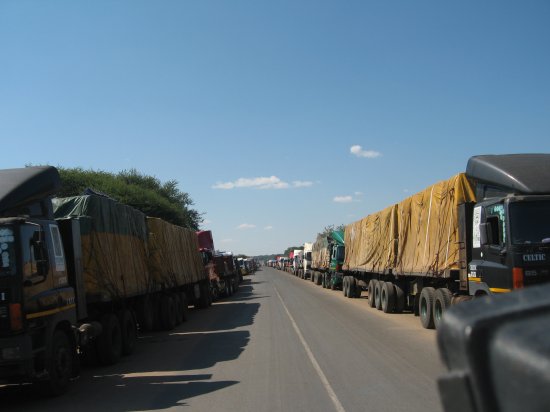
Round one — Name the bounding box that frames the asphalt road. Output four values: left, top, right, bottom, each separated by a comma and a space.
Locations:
1, 267, 444, 411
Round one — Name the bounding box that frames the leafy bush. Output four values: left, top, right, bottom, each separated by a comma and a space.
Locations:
57, 167, 202, 230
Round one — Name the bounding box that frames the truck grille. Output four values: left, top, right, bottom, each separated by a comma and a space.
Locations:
524, 268, 550, 286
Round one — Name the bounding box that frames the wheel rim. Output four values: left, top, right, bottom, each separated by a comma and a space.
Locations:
421, 297, 428, 318
434, 301, 442, 322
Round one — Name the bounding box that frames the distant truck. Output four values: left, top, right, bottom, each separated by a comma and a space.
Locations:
0, 167, 210, 394
292, 249, 303, 276
336, 154, 550, 329
196, 230, 239, 300
310, 230, 345, 288
302, 242, 313, 279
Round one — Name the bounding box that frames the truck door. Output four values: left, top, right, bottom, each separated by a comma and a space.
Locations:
21, 224, 58, 317
477, 202, 513, 292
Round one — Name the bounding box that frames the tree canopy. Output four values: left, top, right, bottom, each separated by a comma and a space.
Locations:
57, 167, 202, 230
317, 224, 345, 238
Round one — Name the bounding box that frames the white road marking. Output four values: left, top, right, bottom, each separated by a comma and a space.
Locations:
274, 285, 346, 412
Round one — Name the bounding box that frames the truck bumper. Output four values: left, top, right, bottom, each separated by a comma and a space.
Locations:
0, 334, 34, 382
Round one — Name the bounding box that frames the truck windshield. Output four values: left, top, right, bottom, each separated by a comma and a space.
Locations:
509, 200, 550, 245
0, 226, 16, 276
335, 245, 345, 261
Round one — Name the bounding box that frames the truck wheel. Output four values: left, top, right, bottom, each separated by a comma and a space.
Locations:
394, 283, 405, 313
374, 280, 382, 310
97, 314, 122, 365
180, 292, 189, 322
316, 273, 322, 286
381, 282, 396, 313
419, 287, 436, 329
211, 282, 220, 301
173, 294, 183, 325
119, 309, 137, 356
354, 279, 362, 298
40, 330, 74, 396
160, 295, 177, 330
433, 288, 452, 329
196, 283, 210, 309
348, 277, 356, 299
368, 280, 376, 307
342, 276, 348, 296
137, 296, 154, 332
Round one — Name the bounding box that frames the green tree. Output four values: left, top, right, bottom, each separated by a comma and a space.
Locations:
57, 167, 202, 230
317, 224, 345, 238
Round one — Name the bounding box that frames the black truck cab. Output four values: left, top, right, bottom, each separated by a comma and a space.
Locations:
465, 155, 550, 296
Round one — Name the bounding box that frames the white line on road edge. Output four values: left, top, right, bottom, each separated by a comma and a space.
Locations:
274, 286, 346, 412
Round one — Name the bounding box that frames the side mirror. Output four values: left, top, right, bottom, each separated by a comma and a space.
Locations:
479, 222, 492, 246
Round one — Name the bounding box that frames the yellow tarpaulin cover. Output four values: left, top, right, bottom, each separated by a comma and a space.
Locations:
53, 195, 151, 302
312, 234, 330, 270
80, 230, 149, 300
344, 204, 398, 273
343, 173, 476, 277
147, 217, 205, 288
396, 173, 476, 276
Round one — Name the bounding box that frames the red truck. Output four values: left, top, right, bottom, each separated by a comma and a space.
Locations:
197, 230, 240, 300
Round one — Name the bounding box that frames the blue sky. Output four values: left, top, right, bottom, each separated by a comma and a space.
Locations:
1, 1, 549, 256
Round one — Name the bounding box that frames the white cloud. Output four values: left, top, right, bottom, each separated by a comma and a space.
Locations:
354, 191, 363, 196
203, 219, 212, 225
221, 238, 234, 243
237, 223, 256, 230
292, 180, 313, 188
333, 196, 353, 203
350, 145, 381, 159
212, 176, 313, 190
264, 225, 273, 230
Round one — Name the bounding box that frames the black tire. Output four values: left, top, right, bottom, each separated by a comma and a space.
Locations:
180, 292, 189, 322
331, 280, 337, 291
348, 277, 357, 299
197, 282, 211, 309
97, 314, 122, 365
368, 279, 376, 307
433, 288, 452, 329
326, 274, 332, 289
381, 282, 396, 313
394, 283, 405, 313
40, 330, 74, 396
211, 283, 220, 301
374, 280, 382, 310
173, 294, 184, 325
119, 309, 137, 356
160, 295, 177, 331
137, 296, 154, 332
342, 276, 350, 298
315, 272, 321, 286
419, 287, 436, 329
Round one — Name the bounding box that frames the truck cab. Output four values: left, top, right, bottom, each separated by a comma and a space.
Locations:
0, 167, 79, 392
465, 154, 550, 296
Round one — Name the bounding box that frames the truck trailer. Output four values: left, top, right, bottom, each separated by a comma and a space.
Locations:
338, 154, 550, 329
0, 166, 210, 394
